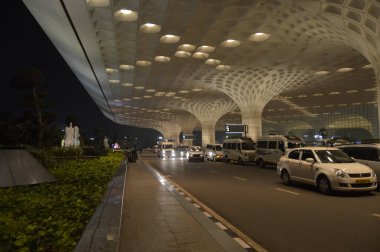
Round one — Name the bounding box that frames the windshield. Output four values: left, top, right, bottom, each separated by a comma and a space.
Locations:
287, 142, 306, 148
215, 145, 223, 151
190, 146, 202, 151
242, 142, 255, 150
315, 150, 355, 163
162, 144, 173, 149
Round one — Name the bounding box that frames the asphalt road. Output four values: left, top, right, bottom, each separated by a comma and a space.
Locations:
141, 153, 380, 252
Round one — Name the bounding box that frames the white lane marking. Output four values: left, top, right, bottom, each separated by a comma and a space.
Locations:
203, 211, 212, 218
193, 203, 201, 208
234, 176, 248, 181
215, 222, 228, 230
233, 237, 251, 249
276, 187, 300, 196
372, 214, 380, 218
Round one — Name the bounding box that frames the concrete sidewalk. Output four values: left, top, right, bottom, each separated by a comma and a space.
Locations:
118, 157, 250, 252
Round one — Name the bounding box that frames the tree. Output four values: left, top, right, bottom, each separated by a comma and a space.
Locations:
11, 67, 55, 148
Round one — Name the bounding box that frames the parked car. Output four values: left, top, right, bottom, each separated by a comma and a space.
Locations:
186, 146, 204, 162
277, 147, 377, 194
256, 135, 305, 168
205, 144, 224, 161
222, 138, 255, 164
338, 144, 380, 186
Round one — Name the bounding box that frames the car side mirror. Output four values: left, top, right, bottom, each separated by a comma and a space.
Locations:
305, 158, 314, 163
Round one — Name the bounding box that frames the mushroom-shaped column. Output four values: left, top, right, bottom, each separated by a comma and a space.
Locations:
153, 121, 182, 145
171, 112, 201, 146
181, 99, 237, 147
211, 66, 311, 141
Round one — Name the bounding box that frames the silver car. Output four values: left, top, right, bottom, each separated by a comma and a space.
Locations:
277, 147, 377, 194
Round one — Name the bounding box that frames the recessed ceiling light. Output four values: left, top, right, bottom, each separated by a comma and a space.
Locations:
134, 86, 145, 90
121, 83, 133, 87
154, 92, 165, 96
177, 44, 196, 52
221, 39, 241, 47
114, 9, 138, 21
192, 52, 209, 59
362, 64, 373, 69
175, 51, 191, 58
155, 56, 171, 62
314, 71, 329, 75
365, 87, 376, 91
197, 45, 215, 53
165, 92, 176, 97
140, 23, 161, 33
86, 0, 109, 7
106, 68, 118, 73
329, 92, 340, 95
337, 67, 354, 72
192, 88, 202, 91
136, 60, 151, 67
143, 95, 152, 98
160, 34, 180, 43
123, 99, 131, 101
338, 104, 347, 106
145, 89, 156, 93
132, 97, 142, 100
347, 90, 358, 93
109, 80, 120, 84
313, 93, 323, 96
248, 32, 271, 42
205, 59, 220, 65
173, 96, 182, 99
114, 99, 121, 102
298, 94, 307, 98
216, 65, 230, 70
178, 90, 189, 93
119, 64, 134, 70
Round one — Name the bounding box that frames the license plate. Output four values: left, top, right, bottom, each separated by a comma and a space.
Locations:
355, 179, 370, 183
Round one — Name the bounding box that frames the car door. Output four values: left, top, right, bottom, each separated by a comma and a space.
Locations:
298, 150, 317, 184
358, 147, 380, 180
285, 150, 301, 178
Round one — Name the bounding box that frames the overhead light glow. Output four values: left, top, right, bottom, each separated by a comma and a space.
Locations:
175, 51, 191, 58
155, 56, 171, 62
160, 35, 180, 43
119, 64, 134, 70
109, 80, 120, 84
221, 39, 241, 47
86, 0, 110, 7
178, 90, 189, 93
314, 71, 329, 75
121, 83, 133, 87
197, 45, 215, 53
192, 88, 202, 91
313, 93, 323, 96
134, 86, 145, 90
192, 52, 209, 59
177, 44, 196, 52
205, 59, 220, 65
106, 68, 118, 73
140, 23, 161, 33
145, 89, 156, 92
136, 60, 152, 67
347, 90, 358, 93
337, 67, 354, 72
248, 32, 271, 42
114, 9, 138, 22
216, 65, 230, 70
362, 64, 373, 69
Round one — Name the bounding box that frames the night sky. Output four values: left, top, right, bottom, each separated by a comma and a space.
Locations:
0, 0, 161, 147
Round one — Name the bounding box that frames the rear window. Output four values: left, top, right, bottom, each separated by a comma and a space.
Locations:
288, 150, 300, 160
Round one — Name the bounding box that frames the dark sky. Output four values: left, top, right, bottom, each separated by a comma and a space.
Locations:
0, 0, 160, 147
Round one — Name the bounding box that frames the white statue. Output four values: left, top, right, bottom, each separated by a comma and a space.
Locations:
74, 125, 80, 147
64, 122, 74, 147
104, 136, 109, 149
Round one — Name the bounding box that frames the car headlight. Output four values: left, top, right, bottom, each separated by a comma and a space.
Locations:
371, 170, 377, 177
333, 168, 347, 178
162, 150, 165, 154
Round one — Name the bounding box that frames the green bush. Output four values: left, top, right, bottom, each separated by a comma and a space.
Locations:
47, 147, 83, 157
0, 152, 124, 252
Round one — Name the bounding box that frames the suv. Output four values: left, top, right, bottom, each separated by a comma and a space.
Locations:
338, 144, 380, 185
277, 147, 377, 194
205, 144, 224, 161
256, 135, 305, 168
222, 138, 255, 165
186, 146, 204, 162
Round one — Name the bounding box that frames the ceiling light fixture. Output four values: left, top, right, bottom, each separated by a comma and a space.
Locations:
175, 51, 191, 58
221, 39, 241, 47
314, 70, 329, 75
109, 80, 120, 84
119, 64, 134, 70
121, 83, 133, 87
177, 44, 196, 52
106, 68, 118, 73
140, 23, 161, 33
337, 67, 354, 72
248, 32, 271, 42
216, 65, 230, 70
155, 56, 171, 62
362, 64, 373, 69
205, 59, 220, 65
197, 45, 215, 53
136, 60, 151, 67
114, 9, 138, 21
160, 34, 180, 43
192, 52, 209, 59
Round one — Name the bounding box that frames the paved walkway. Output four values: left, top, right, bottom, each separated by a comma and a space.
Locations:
118, 157, 249, 252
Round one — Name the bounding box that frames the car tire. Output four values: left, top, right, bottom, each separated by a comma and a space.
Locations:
281, 170, 292, 186
317, 176, 331, 195
238, 157, 244, 165
258, 159, 265, 168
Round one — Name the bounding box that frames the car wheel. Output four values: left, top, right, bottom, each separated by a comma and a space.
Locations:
281, 170, 292, 186
238, 157, 244, 165
258, 159, 265, 168
317, 176, 331, 194
225, 156, 230, 163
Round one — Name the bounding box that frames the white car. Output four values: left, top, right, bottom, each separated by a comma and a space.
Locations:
277, 147, 377, 194
186, 146, 204, 162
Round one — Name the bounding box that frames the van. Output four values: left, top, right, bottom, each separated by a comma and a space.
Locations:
222, 138, 256, 164
205, 144, 224, 162
338, 144, 380, 185
158, 141, 176, 158
255, 135, 305, 167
